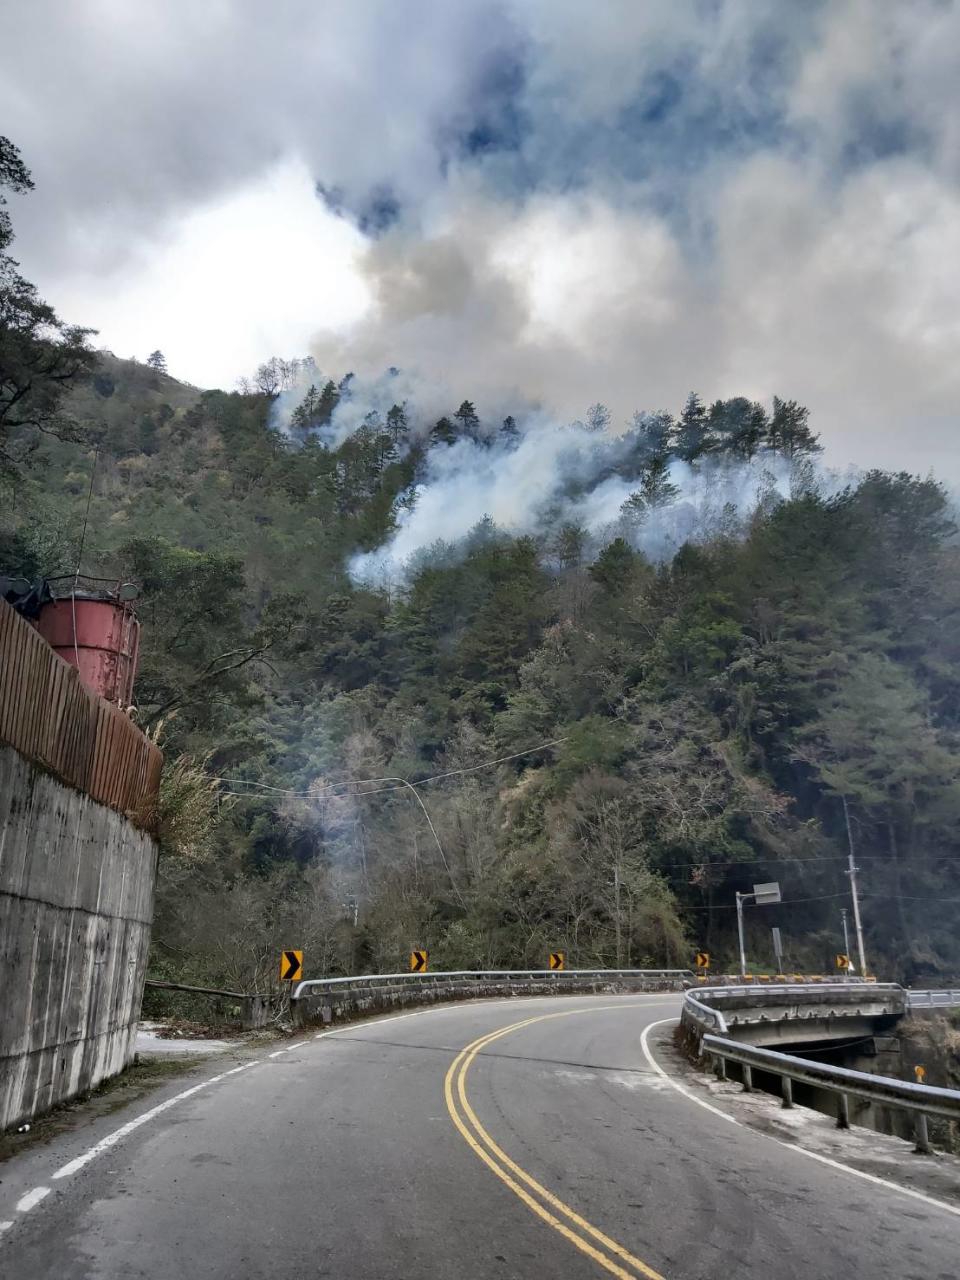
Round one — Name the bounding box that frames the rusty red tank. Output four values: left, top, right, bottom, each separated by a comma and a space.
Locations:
34, 582, 141, 708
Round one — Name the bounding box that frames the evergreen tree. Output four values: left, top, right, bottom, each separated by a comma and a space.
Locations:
707, 397, 768, 459
673, 392, 710, 461
386, 403, 408, 443
147, 350, 167, 374
589, 538, 640, 593
769, 396, 820, 458
500, 415, 521, 448
453, 400, 480, 440
585, 403, 611, 433
431, 416, 457, 446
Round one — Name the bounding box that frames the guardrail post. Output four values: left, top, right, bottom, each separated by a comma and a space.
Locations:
836, 1092, 850, 1129
914, 1114, 931, 1154
713, 1054, 726, 1081
742, 1064, 753, 1092
781, 1075, 793, 1109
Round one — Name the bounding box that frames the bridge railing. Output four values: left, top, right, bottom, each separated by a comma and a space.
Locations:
906, 989, 960, 1009
701, 1032, 960, 1153
681, 981, 905, 1044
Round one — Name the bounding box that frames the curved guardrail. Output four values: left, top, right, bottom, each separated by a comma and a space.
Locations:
701, 1033, 960, 1152
290, 968, 692, 1026
681, 982, 960, 1153
680, 981, 904, 1044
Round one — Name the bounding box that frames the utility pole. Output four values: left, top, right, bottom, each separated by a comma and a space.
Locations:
841, 795, 868, 976
840, 907, 851, 969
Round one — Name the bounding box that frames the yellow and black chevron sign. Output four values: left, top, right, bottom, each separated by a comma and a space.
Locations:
279, 949, 303, 982
409, 949, 428, 973
695, 951, 710, 970
549, 952, 565, 971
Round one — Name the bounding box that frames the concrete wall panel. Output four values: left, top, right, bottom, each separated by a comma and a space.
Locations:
0, 745, 157, 1130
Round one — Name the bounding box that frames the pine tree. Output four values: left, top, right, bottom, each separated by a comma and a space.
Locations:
769, 396, 820, 458
431, 416, 457, 446
707, 397, 768, 459
291, 384, 321, 436
453, 400, 480, 440
317, 380, 340, 424
500, 415, 520, 448
674, 392, 710, 461
386, 403, 407, 443
585, 403, 611, 433
147, 350, 167, 374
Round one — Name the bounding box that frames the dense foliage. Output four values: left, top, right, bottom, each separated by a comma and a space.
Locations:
3, 342, 959, 993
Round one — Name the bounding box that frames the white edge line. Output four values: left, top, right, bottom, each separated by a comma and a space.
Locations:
15, 1187, 50, 1213
640, 1017, 960, 1221
41, 996, 668, 1190
639, 1019, 740, 1125
50, 1005, 487, 1183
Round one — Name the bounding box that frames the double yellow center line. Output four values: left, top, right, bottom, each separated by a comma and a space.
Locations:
443, 1008, 666, 1280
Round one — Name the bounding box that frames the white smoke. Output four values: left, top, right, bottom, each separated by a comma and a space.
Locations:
347, 410, 845, 584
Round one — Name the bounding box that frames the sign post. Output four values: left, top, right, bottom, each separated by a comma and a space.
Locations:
736, 882, 781, 978
771, 927, 783, 972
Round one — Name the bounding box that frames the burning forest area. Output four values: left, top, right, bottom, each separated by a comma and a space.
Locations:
3, 330, 959, 994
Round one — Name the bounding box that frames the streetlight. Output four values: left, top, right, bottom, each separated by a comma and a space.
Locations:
736, 881, 782, 978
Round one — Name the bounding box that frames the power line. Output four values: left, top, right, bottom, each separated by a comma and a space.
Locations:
215, 735, 570, 799
686, 892, 848, 911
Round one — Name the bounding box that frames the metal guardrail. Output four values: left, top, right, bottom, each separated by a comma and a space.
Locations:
143, 979, 271, 1029
907, 989, 960, 1009
292, 968, 691, 1002
702, 1033, 960, 1153
681, 982, 903, 1039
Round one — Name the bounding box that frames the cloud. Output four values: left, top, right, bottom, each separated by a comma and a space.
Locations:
2, 1, 959, 472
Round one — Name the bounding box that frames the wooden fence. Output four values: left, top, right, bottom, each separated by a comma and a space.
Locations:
0, 598, 162, 830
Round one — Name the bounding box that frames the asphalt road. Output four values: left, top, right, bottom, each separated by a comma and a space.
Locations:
2, 994, 958, 1279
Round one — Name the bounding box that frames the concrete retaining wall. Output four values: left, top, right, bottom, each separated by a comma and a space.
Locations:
0, 745, 158, 1130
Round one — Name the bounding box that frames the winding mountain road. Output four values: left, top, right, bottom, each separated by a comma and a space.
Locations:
2, 994, 957, 1278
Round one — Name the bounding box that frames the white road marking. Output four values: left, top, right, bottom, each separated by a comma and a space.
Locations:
640, 1016, 960, 1221
35, 995, 668, 1194
15, 1187, 50, 1213
51, 1064, 260, 1181
639, 1019, 740, 1126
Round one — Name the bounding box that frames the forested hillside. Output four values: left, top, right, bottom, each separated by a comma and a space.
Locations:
3, 343, 959, 991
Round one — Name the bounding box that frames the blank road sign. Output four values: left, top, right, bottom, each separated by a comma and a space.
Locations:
753, 881, 782, 905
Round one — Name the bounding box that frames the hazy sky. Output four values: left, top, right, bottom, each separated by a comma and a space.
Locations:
3, 1, 959, 474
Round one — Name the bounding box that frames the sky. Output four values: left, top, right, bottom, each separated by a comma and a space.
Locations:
2, 0, 959, 475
